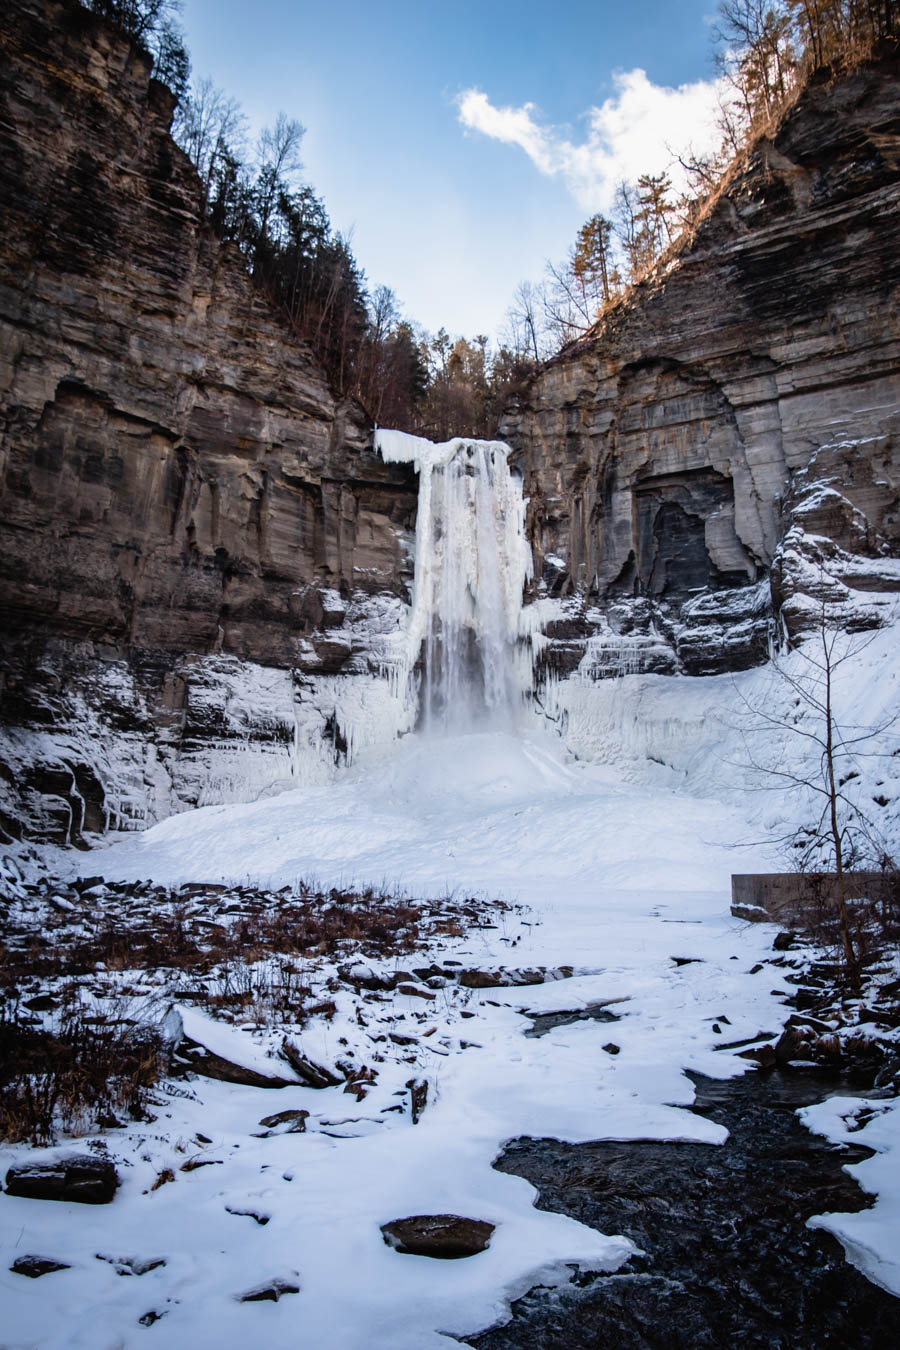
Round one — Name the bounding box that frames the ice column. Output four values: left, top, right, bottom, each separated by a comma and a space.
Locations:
376, 429, 533, 732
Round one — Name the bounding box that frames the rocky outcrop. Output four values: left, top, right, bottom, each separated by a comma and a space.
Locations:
0, 0, 417, 841
503, 51, 900, 675
2, 5, 899, 845
0, 0, 416, 664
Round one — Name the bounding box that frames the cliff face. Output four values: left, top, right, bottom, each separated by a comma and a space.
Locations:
0, 0, 416, 665
2, 7, 899, 846
0, 0, 417, 843
502, 52, 900, 675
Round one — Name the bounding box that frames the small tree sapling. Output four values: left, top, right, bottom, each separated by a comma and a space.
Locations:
737, 599, 898, 990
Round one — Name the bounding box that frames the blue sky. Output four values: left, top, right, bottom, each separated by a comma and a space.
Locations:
180, 0, 723, 341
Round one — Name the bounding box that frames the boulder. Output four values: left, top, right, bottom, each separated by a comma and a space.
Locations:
280, 1039, 342, 1088
5, 1155, 118, 1204
175, 1038, 296, 1089
10, 1255, 71, 1277
238, 1277, 300, 1302
256, 1109, 309, 1134
381, 1214, 495, 1259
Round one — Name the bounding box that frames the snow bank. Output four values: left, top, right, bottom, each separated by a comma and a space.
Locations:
799, 1094, 900, 1297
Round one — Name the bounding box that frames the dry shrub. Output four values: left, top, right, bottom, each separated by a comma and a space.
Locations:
0, 995, 164, 1145
794, 871, 900, 980
7, 890, 425, 985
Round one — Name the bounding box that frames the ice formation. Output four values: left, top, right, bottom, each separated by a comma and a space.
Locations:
376, 429, 534, 732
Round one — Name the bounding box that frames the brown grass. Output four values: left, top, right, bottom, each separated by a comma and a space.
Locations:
0, 996, 164, 1144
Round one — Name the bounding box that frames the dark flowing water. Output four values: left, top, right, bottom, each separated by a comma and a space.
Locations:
468, 1069, 900, 1349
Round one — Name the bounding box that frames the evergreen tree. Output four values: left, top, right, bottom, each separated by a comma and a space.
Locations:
572, 214, 614, 305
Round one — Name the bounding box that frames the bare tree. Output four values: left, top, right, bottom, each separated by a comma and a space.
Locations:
173, 77, 247, 206
506, 280, 547, 364
255, 113, 305, 253
736, 601, 898, 989
713, 0, 795, 120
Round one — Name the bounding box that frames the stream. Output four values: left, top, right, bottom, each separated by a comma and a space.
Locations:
469, 1068, 900, 1348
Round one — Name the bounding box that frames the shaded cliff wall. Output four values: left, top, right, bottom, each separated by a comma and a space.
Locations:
502, 52, 900, 677
0, 0, 417, 843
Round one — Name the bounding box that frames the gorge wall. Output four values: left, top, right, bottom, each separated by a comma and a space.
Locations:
0, 0, 419, 843
502, 51, 900, 678
1, 3, 899, 846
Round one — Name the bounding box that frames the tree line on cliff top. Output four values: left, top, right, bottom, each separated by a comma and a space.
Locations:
511, 0, 897, 361
83, 0, 895, 439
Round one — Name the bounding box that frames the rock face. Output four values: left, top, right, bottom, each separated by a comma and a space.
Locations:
0, 0, 416, 661
502, 51, 900, 675
0, 0, 417, 841
2, 6, 899, 843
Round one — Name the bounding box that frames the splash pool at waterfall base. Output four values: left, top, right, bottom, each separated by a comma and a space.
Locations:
3, 723, 900, 1350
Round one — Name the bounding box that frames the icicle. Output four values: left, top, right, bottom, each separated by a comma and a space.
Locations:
376, 429, 533, 733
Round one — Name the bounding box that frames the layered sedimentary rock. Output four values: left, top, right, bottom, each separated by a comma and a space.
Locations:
2, 5, 899, 846
0, 0, 417, 842
502, 51, 900, 676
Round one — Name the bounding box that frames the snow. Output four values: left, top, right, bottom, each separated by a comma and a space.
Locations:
3, 724, 803, 1349
2, 430, 898, 1345
799, 1094, 900, 1298
4, 678, 899, 1344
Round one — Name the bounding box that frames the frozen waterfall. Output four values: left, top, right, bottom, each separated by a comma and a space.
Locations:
375, 429, 533, 732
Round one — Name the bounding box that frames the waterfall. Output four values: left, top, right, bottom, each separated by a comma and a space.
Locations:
375, 429, 533, 732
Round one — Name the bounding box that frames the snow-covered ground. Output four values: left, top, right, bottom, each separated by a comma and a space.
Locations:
3, 622, 899, 1348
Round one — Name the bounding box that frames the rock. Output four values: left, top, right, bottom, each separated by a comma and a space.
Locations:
396, 984, 436, 1000
10, 1255, 71, 1277
502, 50, 900, 674
23, 993, 58, 1011
732, 904, 772, 923
603, 1043, 621, 1055
774, 1026, 812, 1064
95, 1253, 166, 1276
459, 966, 570, 989
5, 1155, 118, 1204
338, 963, 395, 992
0, 0, 417, 845
412, 964, 445, 980
739, 1043, 778, 1068
381, 1214, 495, 1259
786, 1013, 834, 1036
238, 1277, 300, 1303
225, 1206, 270, 1225
138, 1312, 166, 1327
280, 1039, 342, 1088
406, 1076, 428, 1124
773, 932, 799, 951
175, 1038, 295, 1089
257, 1109, 309, 1133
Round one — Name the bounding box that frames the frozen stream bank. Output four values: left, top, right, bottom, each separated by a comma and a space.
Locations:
3, 726, 898, 1348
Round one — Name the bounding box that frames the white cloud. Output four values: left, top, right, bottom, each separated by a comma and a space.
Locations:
457, 69, 727, 211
